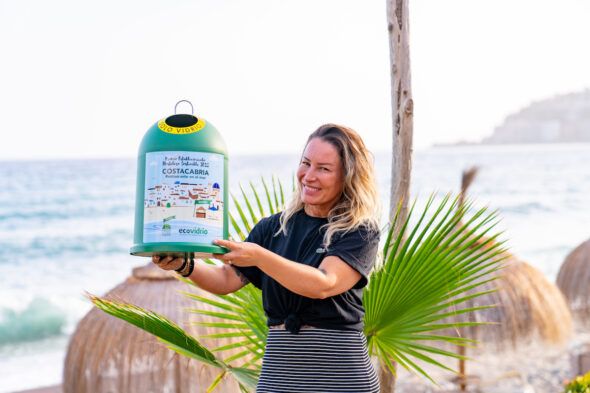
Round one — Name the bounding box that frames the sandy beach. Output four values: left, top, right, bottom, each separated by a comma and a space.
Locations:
393, 329, 590, 393
12, 387, 61, 393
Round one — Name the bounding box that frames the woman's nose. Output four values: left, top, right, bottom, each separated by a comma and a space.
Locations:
302, 168, 317, 182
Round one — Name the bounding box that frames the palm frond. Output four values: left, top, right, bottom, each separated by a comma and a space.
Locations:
88, 294, 258, 392
230, 178, 288, 241
240, 184, 258, 225
271, 176, 280, 212
186, 283, 267, 366
231, 192, 252, 233
229, 213, 245, 241
249, 181, 265, 218
260, 177, 275, 215
364, 192, 506, 380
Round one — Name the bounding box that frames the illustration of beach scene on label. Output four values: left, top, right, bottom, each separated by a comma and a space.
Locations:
143, 151, 224, 244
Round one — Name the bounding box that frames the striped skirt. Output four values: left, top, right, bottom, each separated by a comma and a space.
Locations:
256, 327, 380, 393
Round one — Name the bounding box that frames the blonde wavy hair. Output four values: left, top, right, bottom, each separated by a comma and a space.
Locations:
277, 124, 381, 248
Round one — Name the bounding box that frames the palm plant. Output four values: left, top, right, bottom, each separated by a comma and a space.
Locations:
91, 176, 507, 391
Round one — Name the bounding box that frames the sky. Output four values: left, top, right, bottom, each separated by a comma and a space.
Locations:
1, 0, 589, 160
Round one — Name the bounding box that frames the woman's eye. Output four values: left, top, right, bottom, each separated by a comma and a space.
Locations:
300, 161, 310, 166
320, 167, 329, 172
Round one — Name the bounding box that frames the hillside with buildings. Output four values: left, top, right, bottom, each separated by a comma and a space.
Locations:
482, 89, 590, 144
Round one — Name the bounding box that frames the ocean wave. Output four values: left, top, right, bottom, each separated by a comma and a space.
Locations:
0, 298, 67, 345
499, 201, 554, 214
0, 203, 133, 224
0, 230, 132, 262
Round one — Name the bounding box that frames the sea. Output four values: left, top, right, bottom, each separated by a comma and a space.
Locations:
0, 143, 589, 392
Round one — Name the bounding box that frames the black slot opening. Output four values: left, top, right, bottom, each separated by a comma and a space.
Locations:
165, 114, 198, 127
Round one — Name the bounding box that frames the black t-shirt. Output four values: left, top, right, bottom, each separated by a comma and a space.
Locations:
234, 209, 380, 334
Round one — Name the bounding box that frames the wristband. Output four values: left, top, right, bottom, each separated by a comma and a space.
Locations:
174, 259, 188, 273
180, 257, 195, 277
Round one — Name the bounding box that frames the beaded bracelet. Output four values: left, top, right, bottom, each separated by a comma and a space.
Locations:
174, 259, 187, 274
179, 257, 195, 277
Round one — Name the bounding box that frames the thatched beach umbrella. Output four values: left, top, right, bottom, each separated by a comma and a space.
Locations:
437, 251, 573, 391
442, 253, 572, 350
439, 167, 573, 390
64, 263, 242, 393
557, 238, 590, 325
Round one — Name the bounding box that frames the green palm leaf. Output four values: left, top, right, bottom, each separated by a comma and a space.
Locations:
260, 177, 275, 215
230, 178, 288, 241
364, 192, 506, 384
231, 192, 252, 233
250, 181, 265, 218
88, 294, 258, 392
186, 280, 267, 364
240, 184, 258, 225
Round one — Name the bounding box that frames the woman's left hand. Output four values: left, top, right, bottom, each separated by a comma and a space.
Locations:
213, 239, 264, 267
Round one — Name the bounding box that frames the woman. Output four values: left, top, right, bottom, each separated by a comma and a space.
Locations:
154, 124, 381, 393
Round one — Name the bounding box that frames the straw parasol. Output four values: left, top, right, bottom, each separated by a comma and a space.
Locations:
63, 263, 243, 393
441, 252, 572, 350
438, 167, 573, 390
556, 238, 590, 325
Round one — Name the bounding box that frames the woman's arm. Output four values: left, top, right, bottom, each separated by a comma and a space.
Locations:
152, 255, 249, 295
213, 240, 361, 299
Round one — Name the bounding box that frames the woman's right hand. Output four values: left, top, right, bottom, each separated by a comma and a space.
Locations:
152, 255, 185, 271
152, 254, 248, 295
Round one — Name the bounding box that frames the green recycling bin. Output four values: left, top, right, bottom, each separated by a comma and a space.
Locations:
130, 100, 228, 258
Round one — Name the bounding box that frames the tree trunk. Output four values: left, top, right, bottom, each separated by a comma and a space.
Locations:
379, 361, 398, 393
382, 0, 413, 392
387, 0, 413, 225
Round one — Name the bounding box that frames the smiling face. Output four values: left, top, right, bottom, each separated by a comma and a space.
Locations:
296, 137, 344, 217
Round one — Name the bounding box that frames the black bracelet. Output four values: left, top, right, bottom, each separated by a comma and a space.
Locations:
180, 257, 195, 277
174, 259, 188, 273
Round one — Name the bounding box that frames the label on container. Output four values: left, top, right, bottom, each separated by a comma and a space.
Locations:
143, 151, 224, 244
158, 119, 206, 134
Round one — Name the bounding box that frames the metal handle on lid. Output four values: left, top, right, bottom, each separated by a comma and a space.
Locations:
174, 100, 194, 115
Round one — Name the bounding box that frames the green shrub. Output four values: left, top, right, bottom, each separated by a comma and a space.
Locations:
564, 371, 590, 393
